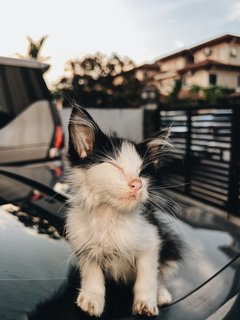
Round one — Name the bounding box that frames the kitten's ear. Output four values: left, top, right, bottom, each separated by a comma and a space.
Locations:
68, 106, 102, 159
138, 127, 172, 165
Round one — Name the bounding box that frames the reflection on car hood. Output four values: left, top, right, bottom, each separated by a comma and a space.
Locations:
0, 171, 70, 320
0, 163, 240, 320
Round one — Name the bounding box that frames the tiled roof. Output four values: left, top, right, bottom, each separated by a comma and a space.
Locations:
116, 63, 159, 76
156, 49, 189, 62
156, 34, 240, 62
178, 59, 240, 74
133, 63, 160, 71
189, 34, 240, 53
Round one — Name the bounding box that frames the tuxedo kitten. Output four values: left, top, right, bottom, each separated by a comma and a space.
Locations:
66, 106, 183, 317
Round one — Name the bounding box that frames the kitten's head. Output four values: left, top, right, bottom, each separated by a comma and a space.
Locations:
67, 106, 170, 213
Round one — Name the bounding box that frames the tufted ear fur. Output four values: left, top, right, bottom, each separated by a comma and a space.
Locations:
68, 106, 104, 161
138, 127, 172, 166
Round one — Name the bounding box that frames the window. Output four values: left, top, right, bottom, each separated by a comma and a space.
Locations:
238, 75, 240, 87
22, 68, 51, 101
182, 76, 186, 86
0, 66, 14, 128
0, 68, 9, 114
5, 66, 33, 114
4, 66, 51, 115
209, 74, 217, 85
203, 47, 212, 56
230, 47, 237, 58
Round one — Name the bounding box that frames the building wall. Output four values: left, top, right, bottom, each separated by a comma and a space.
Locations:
183, 69, 240, 89
135, 69, 158, 81
160, 56, 187, 72
213, 69, 240, 88
183, 70, 209, 88
193, 43, 240, 65
159, 77, 177, 95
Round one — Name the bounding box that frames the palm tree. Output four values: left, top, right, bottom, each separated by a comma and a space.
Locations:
15, 35, 50, 61
27, 35, 48, 60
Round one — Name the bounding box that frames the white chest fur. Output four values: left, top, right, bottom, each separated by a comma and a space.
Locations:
66, 205, 160, 282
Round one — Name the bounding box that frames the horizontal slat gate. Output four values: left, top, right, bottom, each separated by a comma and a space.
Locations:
159, 106, 240, 215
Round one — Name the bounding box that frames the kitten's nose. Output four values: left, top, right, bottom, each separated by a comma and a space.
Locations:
128, 178, 142, 193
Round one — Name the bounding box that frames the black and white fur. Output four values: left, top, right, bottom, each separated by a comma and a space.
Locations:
66, 106, 183, 317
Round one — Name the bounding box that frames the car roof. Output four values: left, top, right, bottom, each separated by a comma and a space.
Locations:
0, 56, 49, 72
0, 162, 240, 319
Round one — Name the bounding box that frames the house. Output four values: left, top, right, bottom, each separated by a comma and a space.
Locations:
113, 63, 160, 87
154, 34, 240, 97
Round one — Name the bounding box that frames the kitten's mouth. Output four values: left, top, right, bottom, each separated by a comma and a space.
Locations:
128, 194, 137, 200
126, 191, 142, 202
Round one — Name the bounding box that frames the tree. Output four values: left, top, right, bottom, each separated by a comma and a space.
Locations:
52, 53, 144, 108
26, 35, 48, 60
16, 35, 49, 61
167, 79, 182, 104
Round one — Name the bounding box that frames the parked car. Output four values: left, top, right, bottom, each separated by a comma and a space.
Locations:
0, 162, 240, 320
0, 56, 64, 164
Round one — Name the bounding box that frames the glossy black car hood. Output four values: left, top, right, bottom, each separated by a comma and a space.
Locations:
0, 162, 240, 320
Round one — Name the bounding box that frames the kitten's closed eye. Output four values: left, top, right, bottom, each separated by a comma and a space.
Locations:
108, 161, 124, 172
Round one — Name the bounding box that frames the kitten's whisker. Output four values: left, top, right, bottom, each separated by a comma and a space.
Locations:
141, 150, 174, 168
56, 202, 67, 214
44, 193, 58, 204
149, 191, 183, 213
146, 199, 181, 235
148, 182, 189, 190
147, 194, 185, 235
148, 189, 188, 209
141, 141, 153, 162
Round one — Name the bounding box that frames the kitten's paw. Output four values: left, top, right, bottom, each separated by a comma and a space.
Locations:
158, 287, 172, 306
76, 290, 104, 317
133, 300, 159, 316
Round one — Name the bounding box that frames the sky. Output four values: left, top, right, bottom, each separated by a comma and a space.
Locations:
1, 0, 240, 84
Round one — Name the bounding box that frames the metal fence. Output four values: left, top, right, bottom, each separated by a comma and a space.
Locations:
158, 102, 240, 215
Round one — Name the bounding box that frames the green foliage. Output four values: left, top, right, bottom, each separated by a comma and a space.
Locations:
167, 79, 182, 104
187, 85, 202, 103
188, 85, 233, 104
53, 53, 143, 108
201, 86, 233, 104
189, 84, 201, 96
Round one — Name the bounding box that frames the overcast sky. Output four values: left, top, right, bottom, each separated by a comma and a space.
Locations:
1, 0, 240, 84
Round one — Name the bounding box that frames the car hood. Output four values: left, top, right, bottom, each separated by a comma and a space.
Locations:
0, 163, 240, 320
